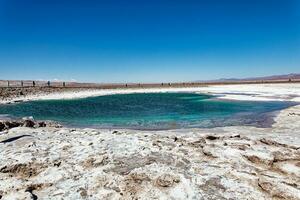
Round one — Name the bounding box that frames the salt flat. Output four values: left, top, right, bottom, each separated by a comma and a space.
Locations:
0, 83, 300, 199
1, 83, 300, 104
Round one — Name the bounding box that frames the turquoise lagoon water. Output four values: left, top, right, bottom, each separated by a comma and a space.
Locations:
0, 93, 296, 129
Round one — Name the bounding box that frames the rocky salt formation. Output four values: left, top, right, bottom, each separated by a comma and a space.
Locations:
0, 105, 300, 199
0, 117, 61, 132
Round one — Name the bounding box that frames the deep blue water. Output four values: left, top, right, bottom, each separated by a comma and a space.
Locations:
0, 93, 296, 130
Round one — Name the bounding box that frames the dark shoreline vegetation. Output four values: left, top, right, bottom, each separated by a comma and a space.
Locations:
0, 92, 296, 130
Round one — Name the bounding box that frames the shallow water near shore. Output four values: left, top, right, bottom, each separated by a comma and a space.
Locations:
0, 92, 296, 129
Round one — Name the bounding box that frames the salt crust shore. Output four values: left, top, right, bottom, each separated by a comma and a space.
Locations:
0, 84, 300, 199
1, 83, 300, 104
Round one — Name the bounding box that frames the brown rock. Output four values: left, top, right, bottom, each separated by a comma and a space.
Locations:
127, 172, 150, 184
0, 162, 45, 178
0, 121, 5, 131
155, 174, 180, 187
22, 119, 36, 128
25, 183, 52, 191
38, 121, 47, 127
258, 178, 299, 200
189, 138, 206, 148
206, 135, 219, 140
199, 177, 227, 199
78, 188, 88, 198
260, 138, 299, 150
4, 121, 21, 129
82, 155, 108, 169
244, 154, 273, 166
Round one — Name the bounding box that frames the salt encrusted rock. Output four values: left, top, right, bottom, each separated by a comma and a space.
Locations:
244, 152, 274, 166
202, 145, 217, 158
0, 162, 45, 178
188, 137, 206, 148
41, 120, 62, 128
258, 177, 300, 200
155, 174, 180, 187
126, 172, 150, 184
82, 155, 109, 169
0, 119, 62, 131
77, 187, 88, 198
199, 177, 227, 199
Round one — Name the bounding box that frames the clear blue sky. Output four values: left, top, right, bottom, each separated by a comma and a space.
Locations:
0, 0, 299, 83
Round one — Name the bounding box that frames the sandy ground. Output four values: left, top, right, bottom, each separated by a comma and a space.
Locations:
0, 83, 300, 199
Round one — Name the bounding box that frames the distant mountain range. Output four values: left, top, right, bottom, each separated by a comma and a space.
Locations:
198, 73, 300, 83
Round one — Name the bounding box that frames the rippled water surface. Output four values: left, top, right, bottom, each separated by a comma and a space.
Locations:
0, 93, 295, 129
